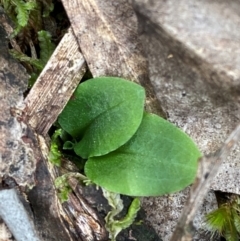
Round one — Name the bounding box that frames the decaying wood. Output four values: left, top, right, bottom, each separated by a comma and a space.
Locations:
61, 0, 165, 117
24, 28, 86, 136
170, 124, 240, 241
21, 131, 107, 241
34, 135, 108, 241
62, 0, 146, 82
62, 177, 108, 241
17, 17, 111, 239
0, 10, 81, 240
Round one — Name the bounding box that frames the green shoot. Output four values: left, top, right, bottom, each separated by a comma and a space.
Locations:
48, 129, 62, 167
1, 0, 36, 36
54, 173, 88, 203
102, 188, 140, 241
205, 197, 240, 241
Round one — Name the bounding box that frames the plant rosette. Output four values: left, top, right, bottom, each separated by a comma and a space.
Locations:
58, 76, 201, 197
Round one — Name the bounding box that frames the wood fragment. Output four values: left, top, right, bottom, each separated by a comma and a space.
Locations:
62, 0, 147, 83
63, 177, 108, 241
24, 28, 86, 136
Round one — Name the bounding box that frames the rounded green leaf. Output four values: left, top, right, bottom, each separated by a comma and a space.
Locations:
85, 113, 201, 196
58, 77, 145, 158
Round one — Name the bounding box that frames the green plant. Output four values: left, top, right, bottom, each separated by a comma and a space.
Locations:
58, 76, 201, 196
0, 0, 53, 35
54, 76, 201, 239
1, 0, 55, 86
54, 172, 88, 203
10, 30, 55, 86
205, 196, 240, 241
1, 0, 37, 35
101, 189, 140, 240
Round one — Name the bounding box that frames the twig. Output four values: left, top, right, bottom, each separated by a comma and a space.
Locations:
170, 124, 240, 241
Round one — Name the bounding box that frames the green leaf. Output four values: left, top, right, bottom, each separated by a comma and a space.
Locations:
63, 141, 75, 150
25, 1, 37, 11
58, 77, 145, 158
85, 112, 201, 196
14, 0, 29, 27
115, 198, 140, 229
9, 49, 44, 70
